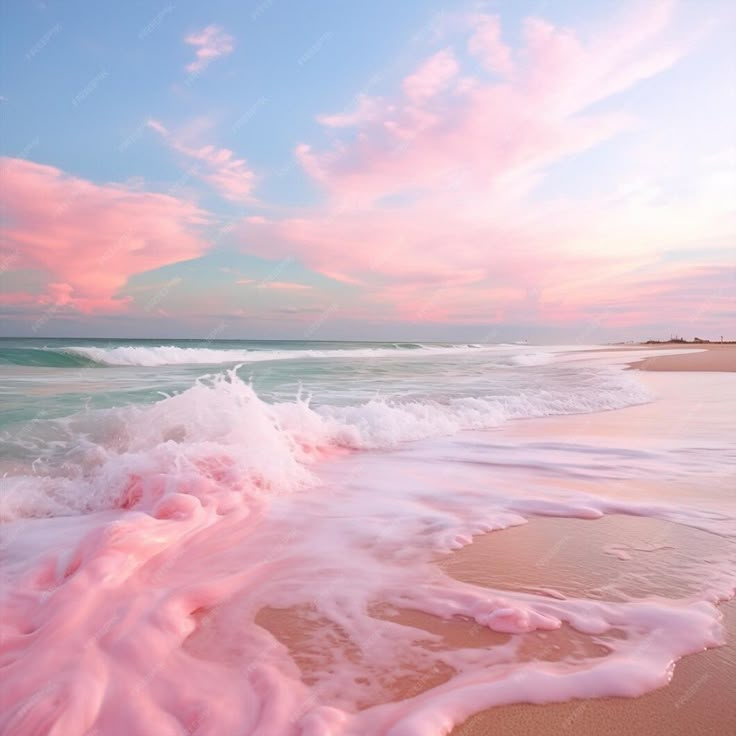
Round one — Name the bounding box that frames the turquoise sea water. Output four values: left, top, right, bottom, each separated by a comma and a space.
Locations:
1, 336, 654, 485
0, 337, 441, 424
0, 337, 608, 429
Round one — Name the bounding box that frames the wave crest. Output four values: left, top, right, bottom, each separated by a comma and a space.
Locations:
0, 367, 651, 520
56, 343, 484, 367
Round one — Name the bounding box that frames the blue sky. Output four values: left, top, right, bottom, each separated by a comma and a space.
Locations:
3, 1, 446, 197
1, 0, 734, 340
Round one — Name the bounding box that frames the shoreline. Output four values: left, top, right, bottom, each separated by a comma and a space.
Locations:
628, 343, 736, 372
446, 516, 735, 736
251, 368, 736, 735
444, 366, 736, 734
2, 344, 733, 734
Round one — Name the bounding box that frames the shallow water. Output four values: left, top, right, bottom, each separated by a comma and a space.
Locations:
0, 340, 733, 735
447, 519, 736, 736
0, 338, 603, 427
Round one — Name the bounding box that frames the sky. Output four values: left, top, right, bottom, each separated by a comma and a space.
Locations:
1, 0, 734, 342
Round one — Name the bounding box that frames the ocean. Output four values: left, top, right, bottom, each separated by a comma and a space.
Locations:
1, 338, 734, 734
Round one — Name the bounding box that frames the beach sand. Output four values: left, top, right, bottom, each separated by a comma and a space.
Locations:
629, 343, 736, 372
443, 516, 736, 736
256, 514, 735, 733
256, 510, 735, 735
445, 355, 736, 734
445, 516, 735, 736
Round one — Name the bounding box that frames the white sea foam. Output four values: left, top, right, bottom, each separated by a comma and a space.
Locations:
57, 343, 490, 367
0, 367, 653, 519
51, 343, 598, 367
1, 364, 733, 736
508, 351, 554, 366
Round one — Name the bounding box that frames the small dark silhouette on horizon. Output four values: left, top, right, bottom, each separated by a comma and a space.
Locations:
642, 336, 733, 344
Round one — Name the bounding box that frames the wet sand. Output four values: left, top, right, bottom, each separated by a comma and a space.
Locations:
445, 515, 735, 736
255, 514, 735, 734
253, 364, 735, 734
446, 365, 736, 734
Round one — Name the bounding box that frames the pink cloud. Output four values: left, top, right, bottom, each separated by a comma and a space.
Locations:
468, 15, 513, 76
0, 157, 208, 312
239, 195, 585, 312
0, 291, 38, 306
371, 281, 526, 323
233, 1, 732, 329
184, 25, 234, 74
402, 49, 459, 101
317, 94, 384, 128
293, 2, 683, 207
148, 120, 256, 202
262, 281, 312, 291
540, 263, 736, 329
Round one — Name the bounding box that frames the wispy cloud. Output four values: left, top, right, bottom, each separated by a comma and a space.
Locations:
237, 279, 312, 290
297, 2, 686, 206
184, 25, 234, 74
148, 119, 256, 202
402, 48, 459, 101
316, 94, 383, 129
234, 1, 733, 330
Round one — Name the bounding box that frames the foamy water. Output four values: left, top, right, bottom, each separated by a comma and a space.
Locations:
0, 340, 733, 735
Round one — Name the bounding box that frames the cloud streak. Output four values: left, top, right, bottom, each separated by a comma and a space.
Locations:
148, 120, 256, 202
232, 1, 734, 331
184, 25, 234, 74
295, 2, 685, 205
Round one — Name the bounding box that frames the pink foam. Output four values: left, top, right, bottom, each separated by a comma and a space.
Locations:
1, 372, 733, 735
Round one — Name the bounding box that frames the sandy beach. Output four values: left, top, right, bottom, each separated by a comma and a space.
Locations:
444, 350, 736, 734
447, 517, 735, 735
254, 511, 736, 736
630, 344, 736, 372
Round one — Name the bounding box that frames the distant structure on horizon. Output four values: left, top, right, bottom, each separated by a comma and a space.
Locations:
643, 335, 731, 345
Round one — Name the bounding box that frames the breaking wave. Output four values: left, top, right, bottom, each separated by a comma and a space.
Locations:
1, 367, 652, 521
0, 343, 494, 368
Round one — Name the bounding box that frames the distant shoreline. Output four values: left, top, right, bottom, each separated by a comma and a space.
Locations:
629, 342, 736, 372
638, 339, 735, 345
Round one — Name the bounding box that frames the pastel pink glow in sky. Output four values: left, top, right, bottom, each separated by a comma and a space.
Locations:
1, 158, 208, 313
1, 0, 734, 339
147, 119, 257, 203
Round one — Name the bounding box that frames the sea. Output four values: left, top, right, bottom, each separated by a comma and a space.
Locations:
0, 338, 734, 735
